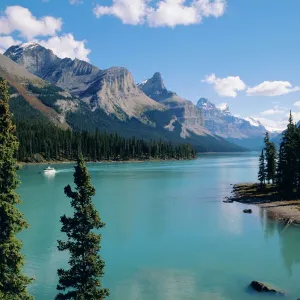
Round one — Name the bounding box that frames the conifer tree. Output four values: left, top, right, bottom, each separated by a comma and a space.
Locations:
56, 155, 109, 300
280, 111, 297, 197
258, 150, 266, 186
264, 132, 277, 184
276, 143, 284, 189
0, 79, 33, 299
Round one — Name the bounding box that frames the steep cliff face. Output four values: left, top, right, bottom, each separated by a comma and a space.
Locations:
80, 67, 162, 117
139, 72, 207, 138
5, 44, 160, 119
196, 98, 267, 140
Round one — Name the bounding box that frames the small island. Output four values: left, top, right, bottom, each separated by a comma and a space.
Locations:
227, 112, 300, 225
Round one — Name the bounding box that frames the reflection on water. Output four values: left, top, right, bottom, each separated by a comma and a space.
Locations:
112, 268, 224, 300
261, 209, 300, 276
43, 172, 56, 180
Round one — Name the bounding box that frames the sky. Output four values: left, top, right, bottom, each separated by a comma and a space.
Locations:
0, 0, 299, 132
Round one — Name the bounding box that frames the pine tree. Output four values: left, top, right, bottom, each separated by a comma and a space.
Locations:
280, 111, 297, 197
258, 150, 266, 186
0, 79, 33, 299
267, 142, 277, 184
56, 155, 109, 300
264, 132, 277, 184
276, 143, 284, 190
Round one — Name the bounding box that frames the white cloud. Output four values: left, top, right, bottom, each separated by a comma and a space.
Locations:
0, 35, 21, 54
0, 6, 62, 39
216, 102, 228, 110
93, 0, 149, 25
93, 0, 227, 27
39, 34, 90, 62
247, 81, 300, 97
69, 0, 83, 4
0, 6, 91, 61
147, 0, 199, 27
260, 107, 285, 116
202, 73, 246, 97
293, 101, 300, 107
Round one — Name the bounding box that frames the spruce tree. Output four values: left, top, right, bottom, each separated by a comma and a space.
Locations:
276, 143, 284, 190
0, 79, 33, 299
56, 155, 109, 300
267, 142, 277, 184
258, 150, 266, 186
280, 111, 297, 197
264, 132, 277, 184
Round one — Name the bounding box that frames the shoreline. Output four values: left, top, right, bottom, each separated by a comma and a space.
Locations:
228, 183, 300, 225
20, 157, 195, 166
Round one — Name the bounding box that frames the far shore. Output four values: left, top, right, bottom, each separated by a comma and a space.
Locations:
20, 157, 193, 166
228, 183, 300, 225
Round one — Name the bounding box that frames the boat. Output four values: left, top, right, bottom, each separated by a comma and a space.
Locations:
43, 166, 56, 174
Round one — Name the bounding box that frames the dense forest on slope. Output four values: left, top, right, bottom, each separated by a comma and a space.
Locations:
7, 84, 196, 162
15, 120, 196, 162
4, 78, 244, 155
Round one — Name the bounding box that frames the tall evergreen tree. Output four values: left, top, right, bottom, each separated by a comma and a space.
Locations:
280, 111, 297, 197
258, 150, 266, 186
56, 155, 109, 300
264, 132, 277, 184
0, 79, 33, 299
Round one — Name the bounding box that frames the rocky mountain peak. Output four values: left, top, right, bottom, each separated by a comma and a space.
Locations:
222, 104, 230, 115
196, 98, 216, 111
138, 72, 175, 102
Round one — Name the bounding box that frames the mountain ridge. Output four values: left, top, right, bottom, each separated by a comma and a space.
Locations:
3, 43, 245, 152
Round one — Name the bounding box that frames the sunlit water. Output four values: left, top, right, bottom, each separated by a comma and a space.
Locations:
18, 153, 300, 299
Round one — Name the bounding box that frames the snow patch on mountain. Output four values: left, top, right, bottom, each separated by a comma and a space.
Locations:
244, 117, 262, 127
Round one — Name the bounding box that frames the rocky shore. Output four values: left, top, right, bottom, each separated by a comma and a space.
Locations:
228, 183, 300, 225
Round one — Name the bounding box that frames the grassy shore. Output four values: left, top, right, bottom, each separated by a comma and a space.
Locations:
229, 183, 300, 225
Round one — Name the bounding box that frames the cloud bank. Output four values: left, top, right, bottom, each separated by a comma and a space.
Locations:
246, 81, 300, 97
202, 74, 246, 97
0, 6, 90, 61
93, 0, 227, 27
203, 73, 300, 98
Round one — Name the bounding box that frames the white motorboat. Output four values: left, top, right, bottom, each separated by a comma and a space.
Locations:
43, 166, 56, 174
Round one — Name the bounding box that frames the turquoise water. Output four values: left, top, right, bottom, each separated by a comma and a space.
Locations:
18, 153, 300, 299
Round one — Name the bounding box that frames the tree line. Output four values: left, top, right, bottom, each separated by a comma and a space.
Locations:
258, 112, 300, 199
16, 120, 196, 162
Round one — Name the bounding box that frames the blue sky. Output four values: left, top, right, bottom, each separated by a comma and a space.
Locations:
0, 0, 300, 131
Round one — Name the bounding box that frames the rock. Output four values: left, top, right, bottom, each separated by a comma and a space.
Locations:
223, 200, 234, 203
243, 209, 252, 214
249, 281, 285, 296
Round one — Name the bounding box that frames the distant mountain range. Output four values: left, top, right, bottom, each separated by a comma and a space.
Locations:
0, 42, 270, 151
196, 98, 268, 149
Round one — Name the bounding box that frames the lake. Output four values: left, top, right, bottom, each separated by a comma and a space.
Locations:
18, 153, 300, 299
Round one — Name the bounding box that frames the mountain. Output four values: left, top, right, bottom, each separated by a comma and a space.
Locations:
0, 53, 79, 129
196, 98, 268, 149
5, 43, 161, 120
3, 43, 245, 152
138, 72, 208, 138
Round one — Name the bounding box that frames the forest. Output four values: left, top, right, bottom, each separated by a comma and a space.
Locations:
259, 112, 300, 199
15, 120, 196, 162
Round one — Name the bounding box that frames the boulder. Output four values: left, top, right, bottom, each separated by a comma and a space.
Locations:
249, 281, 285, 296
223, 200, 234, 203
243, 209, 252, 214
